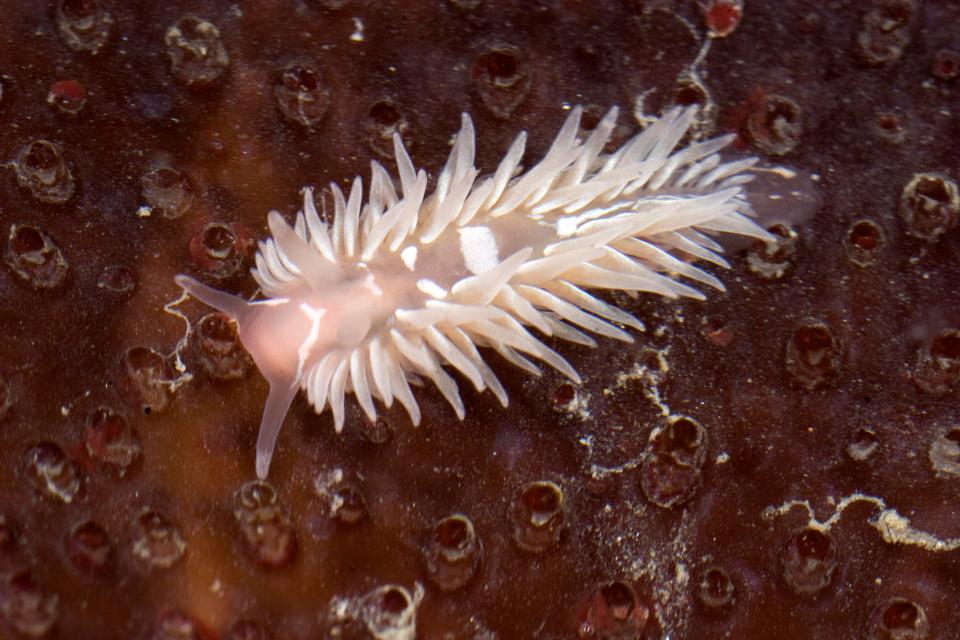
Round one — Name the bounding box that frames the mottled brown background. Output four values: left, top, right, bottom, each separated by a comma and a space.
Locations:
1, 0, 959, 639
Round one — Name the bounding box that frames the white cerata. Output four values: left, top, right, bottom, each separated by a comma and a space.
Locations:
177, 105, 776, 479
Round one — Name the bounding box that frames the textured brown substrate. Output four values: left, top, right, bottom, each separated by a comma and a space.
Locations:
1, 1, 959, 638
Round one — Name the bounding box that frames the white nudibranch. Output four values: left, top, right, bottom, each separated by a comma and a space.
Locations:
176, 105, 784, 479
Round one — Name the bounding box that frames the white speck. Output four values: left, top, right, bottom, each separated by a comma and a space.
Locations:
417, 279, 447, 299
255, 297, 290, 307
210, 579, 224, 595
363, 273, 383, 297
754, 165, 798, 180
296, 303, 326, 378
715, 452, 730, 464
556, 387, 591, 420
315, 467, 347, 517
401, 246, 418, 270
555, 216, 578, 237
458, 226, 499, 275
136, 206, 152, 218
350, 18, 364, 42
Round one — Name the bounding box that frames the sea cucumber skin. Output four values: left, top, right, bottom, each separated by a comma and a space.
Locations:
176, 105, 773, 479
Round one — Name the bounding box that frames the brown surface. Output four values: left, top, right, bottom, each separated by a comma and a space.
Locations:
1, 1, 959, 638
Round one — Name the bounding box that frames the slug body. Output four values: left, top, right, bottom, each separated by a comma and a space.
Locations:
177, 106, 774, 479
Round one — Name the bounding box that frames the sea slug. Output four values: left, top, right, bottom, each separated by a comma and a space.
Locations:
177, 105, 776, 479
